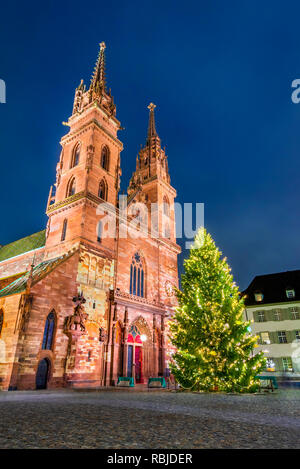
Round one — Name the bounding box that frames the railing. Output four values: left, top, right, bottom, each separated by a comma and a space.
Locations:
114, 289, 165, 309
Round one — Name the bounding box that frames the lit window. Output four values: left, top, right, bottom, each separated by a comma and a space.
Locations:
286, 289, 295, 299
254, 292, 264, 302
261, 332, 271, 345
266, 358, 275, 371
257, 311, 265, 322
278, 331, 287, 344
273, 310, 281, 321
282, 357, 293, 372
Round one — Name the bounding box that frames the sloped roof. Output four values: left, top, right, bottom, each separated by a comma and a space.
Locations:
0, 230, 46, 263
243, 270, 300, 306
0, 272, 26, 290
0, 250, 76, 298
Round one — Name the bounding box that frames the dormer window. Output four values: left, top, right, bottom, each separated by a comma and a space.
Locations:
286, 288, 295, 299
254, 292, 264, 302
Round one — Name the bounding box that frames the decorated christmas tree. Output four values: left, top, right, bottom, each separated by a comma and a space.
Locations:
170, 227, 265, 393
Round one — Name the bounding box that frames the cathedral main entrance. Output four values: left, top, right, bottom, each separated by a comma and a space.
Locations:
127, 323, 146, 383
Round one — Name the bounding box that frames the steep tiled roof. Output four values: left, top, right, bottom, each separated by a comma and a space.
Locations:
243, 270, 300, 306
0, 230, 46, 263
0, 250, 76, 298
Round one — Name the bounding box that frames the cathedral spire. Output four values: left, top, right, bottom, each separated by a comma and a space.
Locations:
90, 42, 106, 93
147, 103, 158, 143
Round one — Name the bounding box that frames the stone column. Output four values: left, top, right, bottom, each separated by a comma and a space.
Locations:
152, 315, 158, 377
132, 345, 136, 382
161, 314, 166, 376
104, 298, 115, 386
122, 307, 129, 377
110, 304, 120, 385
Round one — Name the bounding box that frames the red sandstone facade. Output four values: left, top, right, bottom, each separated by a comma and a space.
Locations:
0, 43, 180, 390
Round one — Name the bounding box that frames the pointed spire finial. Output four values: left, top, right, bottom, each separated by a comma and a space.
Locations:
90, 42, 107, 92
147, 102, 158, 143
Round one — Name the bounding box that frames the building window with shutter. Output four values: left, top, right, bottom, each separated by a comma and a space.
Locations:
291, 308, 300, 320
257, 311, 265, 322
278, 331, 287, 344
266, 358, 276, 371
273, 310, 281, 321
261, 332, 271, 344
282, 357, 293, 372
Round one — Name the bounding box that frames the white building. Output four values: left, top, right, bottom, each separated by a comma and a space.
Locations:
243, 270, 300, 379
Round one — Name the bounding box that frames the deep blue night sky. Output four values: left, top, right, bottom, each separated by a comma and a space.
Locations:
1, 0, 300, 290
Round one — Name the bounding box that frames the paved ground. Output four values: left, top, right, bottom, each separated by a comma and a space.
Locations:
0, 388, 299, 448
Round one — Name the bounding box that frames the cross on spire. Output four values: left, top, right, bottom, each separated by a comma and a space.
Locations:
90, 42, 106, 92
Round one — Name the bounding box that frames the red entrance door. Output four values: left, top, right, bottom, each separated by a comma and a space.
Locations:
135, 346, 143, 383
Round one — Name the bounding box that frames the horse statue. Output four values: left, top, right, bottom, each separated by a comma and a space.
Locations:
65, 301, 88, 333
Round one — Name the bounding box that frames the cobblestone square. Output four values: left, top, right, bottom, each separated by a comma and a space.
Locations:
0, 388, 299, 448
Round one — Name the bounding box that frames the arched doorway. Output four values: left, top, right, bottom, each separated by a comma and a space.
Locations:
36, 358, 50, 390
127, 317, 152, 383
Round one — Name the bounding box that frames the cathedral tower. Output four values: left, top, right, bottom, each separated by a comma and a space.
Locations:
128, 103, 176, 243
45, 42, 122, 256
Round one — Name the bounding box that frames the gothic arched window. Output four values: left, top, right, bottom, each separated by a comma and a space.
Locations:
0, 310, 3, 336
67, 177, 76, 197
61, 219, 68, 241
71, 143, 80, 168
42, 311, 56, 350
98, 179, 108, 201
164, 223, 170, 239
97, 220, 103, 243
163, 195, 170, 216
101, 146, 110, 171
130, 252, 145, 297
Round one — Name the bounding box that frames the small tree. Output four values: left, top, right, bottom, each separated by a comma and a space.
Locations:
170, 227, 265, 393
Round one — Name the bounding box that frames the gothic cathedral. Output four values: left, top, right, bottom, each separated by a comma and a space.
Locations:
0, 43, 180, 390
